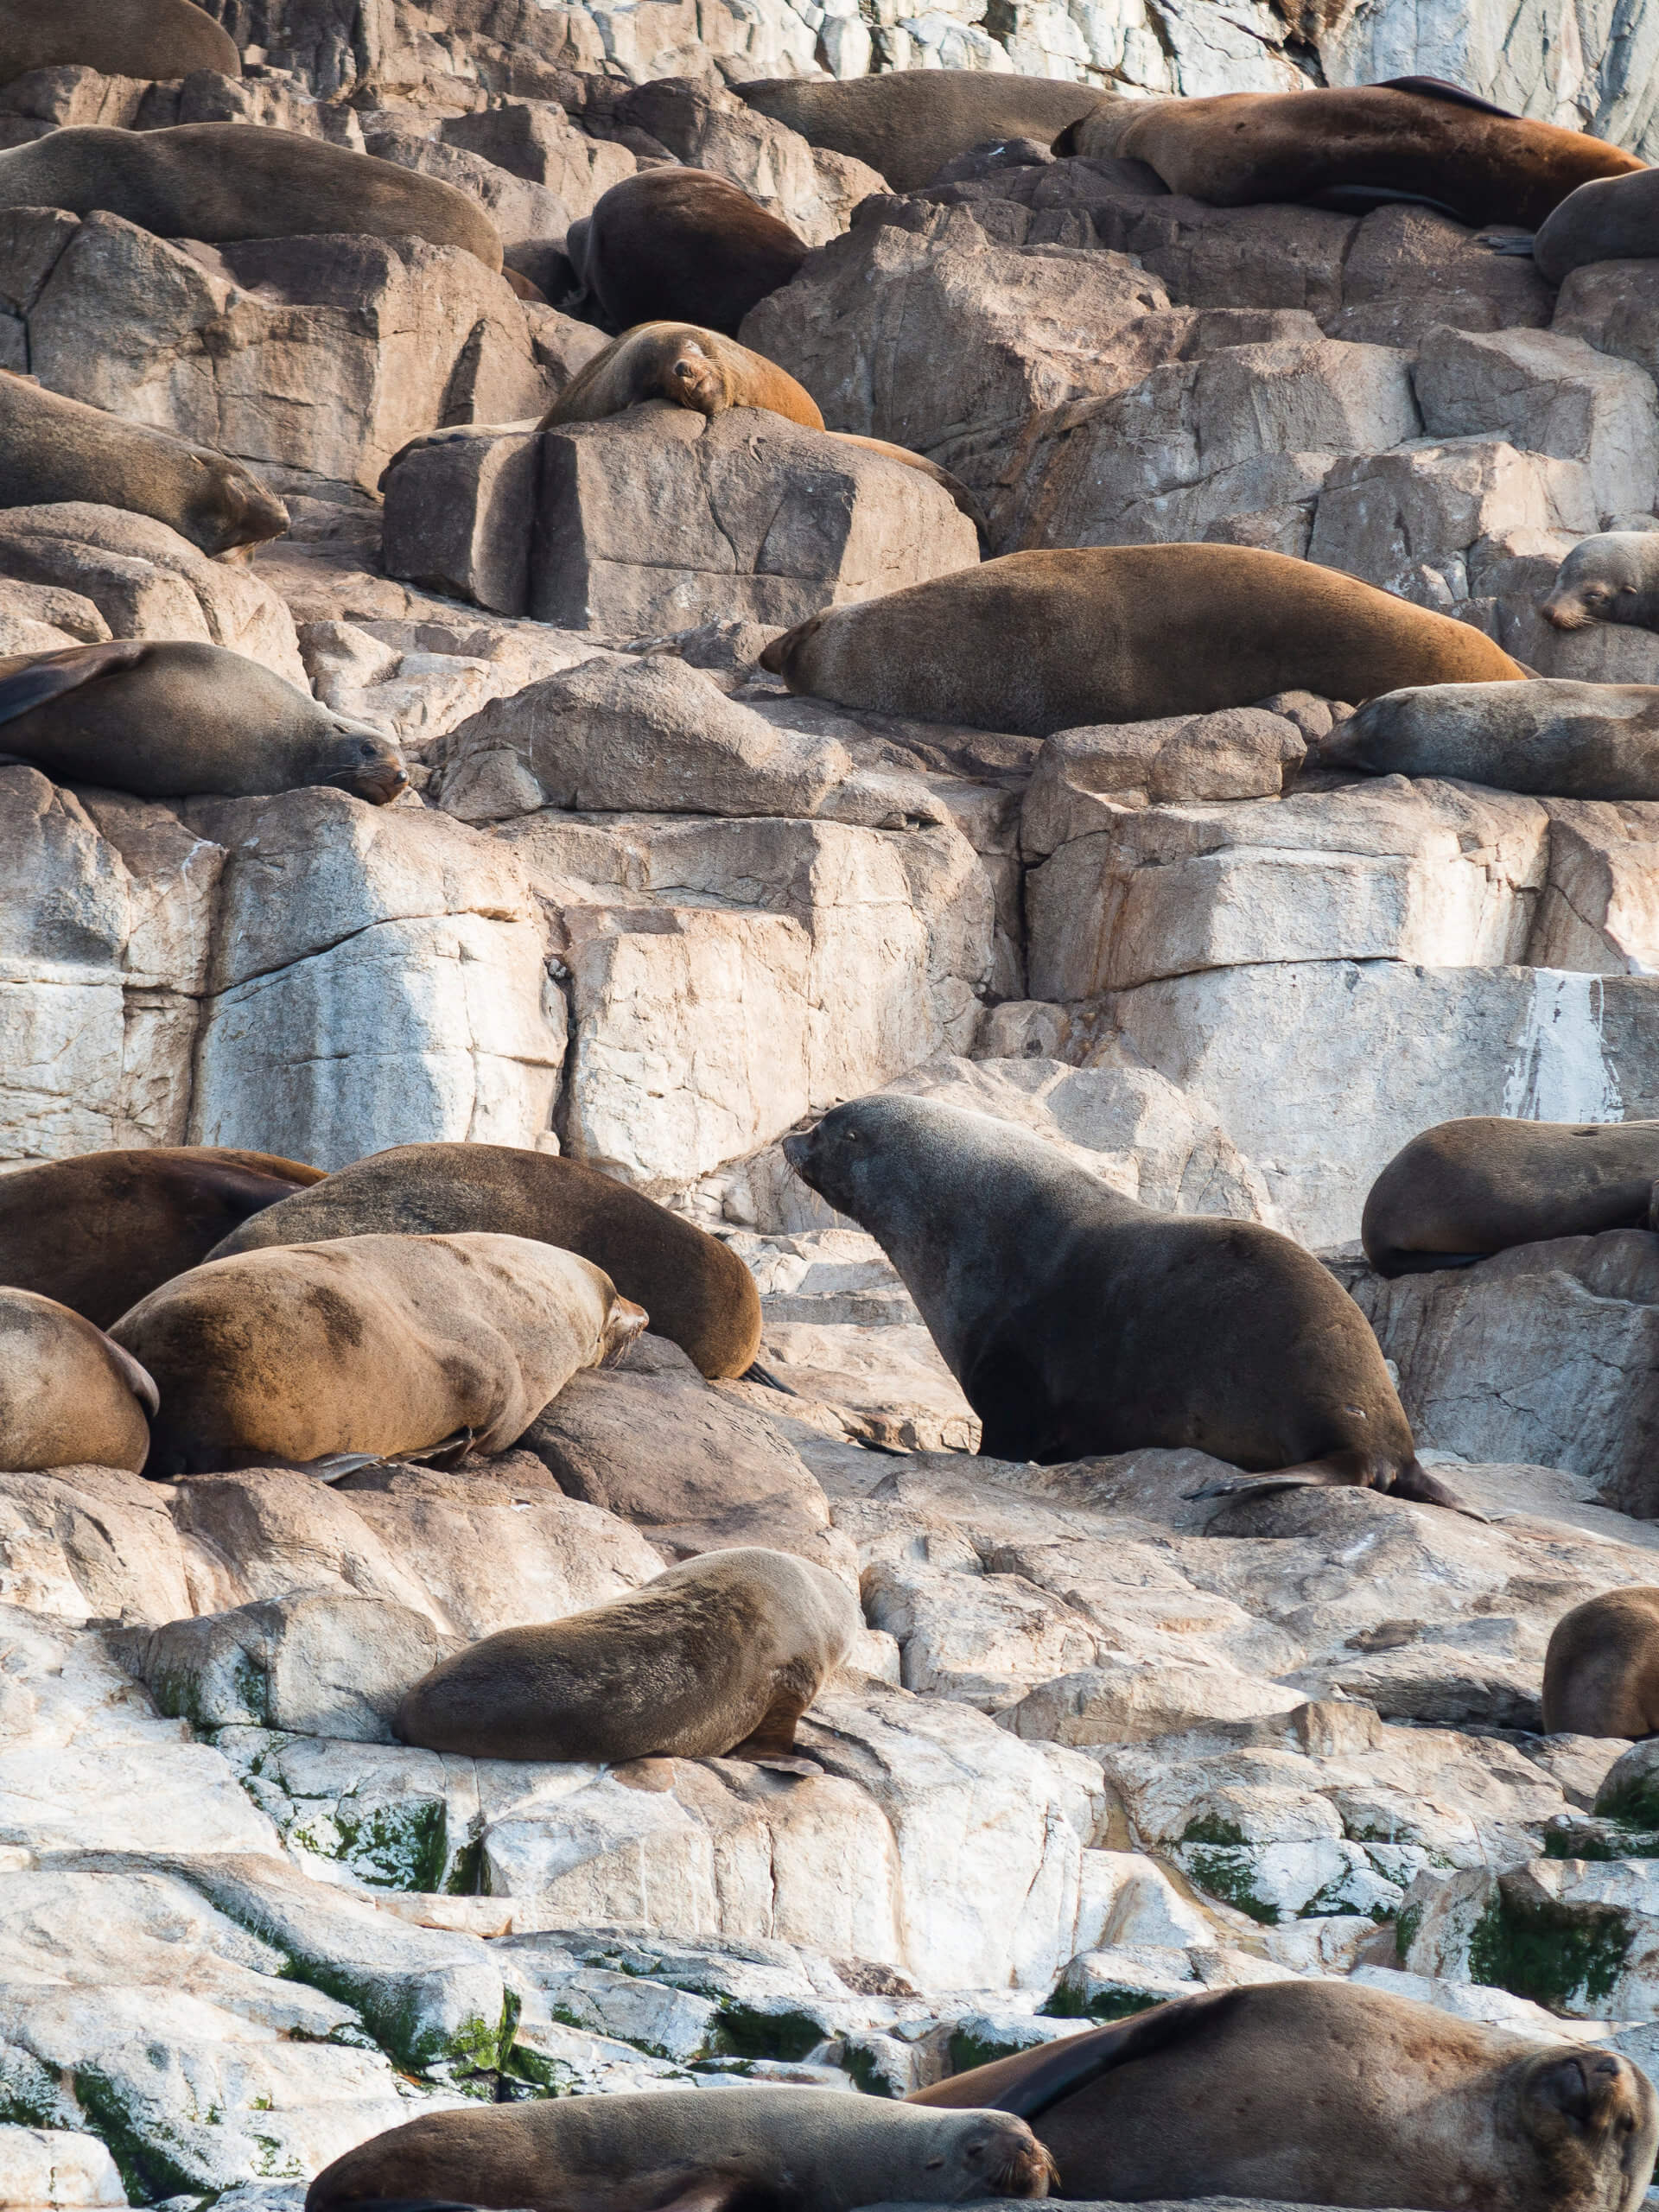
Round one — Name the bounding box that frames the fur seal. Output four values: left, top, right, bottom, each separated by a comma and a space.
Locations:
1543, 534, 1659, 636
305, 2084, 1056, 2212
204, 1141, 762, 1381
912, 1980, 1658, 2212
760, 547, 1526, 738
1545, 1587, 1659, 1738
1362, 1116, 1659, 1276
394, 1546, 860, 1764
1534, 169, 1659, 286
1058, 81, 1642, 229
571, 168, 808, 337
110, 1230, 649, 1478
0, 641, 408, 802
0, 1146, 324, 1330
0, 374, 289, 557
1322, 678, 1659, 799
0, 1287, 157, 1475
783, 1093, 1466, 1510
0, 0, 242, 85
737, 70, 1102, 194
0, 124, 503, 272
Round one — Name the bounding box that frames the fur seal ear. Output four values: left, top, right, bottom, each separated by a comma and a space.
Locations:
912, 1991, 1245, 2122
1377, 75, 1522, 118
0, 639, 149, 732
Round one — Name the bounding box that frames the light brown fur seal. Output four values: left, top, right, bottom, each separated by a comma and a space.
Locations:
760, 546, 1526, 737
1362, 1116, 1659, 1276
394, 1546, 861, 1764
571, 168, 807, 337
304, 2084, 1056, 2212
1058, 80, 1643, 230
0, 374, 289, 557
0, 124, 503, 271
912, 1980, 1658, 2212
1545, 1588, 1659, 1738
205, 1141, 761, 1381
0, 1146, 323, 1330
1535, 169, 1659, 285
0, 1287, 157, 1474
0, 0, 241, 85
738, 70, 1101, 194
1323, 679, 1659, 798
110, 1231, 648, 1478
0, 640, 408, 802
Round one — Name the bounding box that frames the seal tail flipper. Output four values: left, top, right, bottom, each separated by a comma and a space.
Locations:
740, 1361, 798, 1395
1389, 1457, 1490, 1522
729, 1685, 812, 1764
908, 1989, 1244, 2121
1477, 231, 1540, 256
0, 639, 149, 730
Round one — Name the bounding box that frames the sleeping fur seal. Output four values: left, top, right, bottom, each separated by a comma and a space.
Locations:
0, 640, 408, 802
760, 546, 1526, 738
1543, 533, 1659, 636
0, 124, 503, 271
205, 1141, 761, 1381
1534, 169, 1659, 285
784, 1093, 1466, 1510
1362, 1116, 1659, 1276
0, 1287, 157, 1475
1545, 1587, 1659, 1738
0, 1146, 323, 1329
0, 0, 242, 85
304, 2084, 1056, 2212
737, 70, 1102, 194
394, 1546, 860, 1764
110, 1231, 648, 1478
1058, 81, 1642, 229
1322, 678, 1659, 799
911, 1980, 1657, 2212
571, 168, 807, 337
0, 374, 289, 557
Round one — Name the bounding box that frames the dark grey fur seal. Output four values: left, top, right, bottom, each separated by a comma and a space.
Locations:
1542, 533, 1659, 637
0, 640, 407, 801
737, 69, 1100, 193
784, 1092, 1467, 1510
1322, 678, 1659, 798
0, 0, 241, 84
1535, 169, 1659, 286
570, 167, 807, 337
1545, 1586, 1659, 1738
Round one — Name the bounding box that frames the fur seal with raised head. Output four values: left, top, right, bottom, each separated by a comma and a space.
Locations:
1362, 1116, 1659, 1276
737, 70, 1102, 194
1534, 169, 1659, 285
111, 1231, 648, 1478
0, 0, 242, 85
1543, 533, 1659, 636
304, 2083, 1056, 2212
912, 1980, 1657, 2212
783, 1092, 1466, 1510
0, 1146, 324, 1330
0, 124, 503, 271
0, 1287, 157, 1475
1321, 678, 1659, 798
0, 640, 408, 802
760, 547, 1526, 738
0, 374, 289, 557
1058, 81, 1642, 229
394, 1546, 860, 1764
570, 168, 807, 337
204, 1141, 761, 1381
1545, 1587, 1659, 1738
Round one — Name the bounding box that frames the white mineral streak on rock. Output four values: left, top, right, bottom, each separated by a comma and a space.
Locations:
1501, 970, 1625, 1123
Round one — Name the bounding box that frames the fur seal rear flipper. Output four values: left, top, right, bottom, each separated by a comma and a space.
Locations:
0, 639, 145, 734
1185, 1451, 1485, 1520
1378, 76, 1523, 118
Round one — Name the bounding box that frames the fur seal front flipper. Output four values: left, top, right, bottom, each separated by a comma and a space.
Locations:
914, 1992, 1247, 2120
0, 639, 146, 734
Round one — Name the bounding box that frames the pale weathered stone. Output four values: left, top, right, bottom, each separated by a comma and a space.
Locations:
0, 2126, 126, 2209
1022, 711, 1307, 849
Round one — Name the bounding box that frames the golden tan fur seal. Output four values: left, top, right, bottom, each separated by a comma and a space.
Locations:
0, 1287, 157, 1475
1058, 80, 1643, 230
0, 0, 241, 84
760, 545, 1527, 737
305, 2084, 1057, 2212
571, 168, 807, 336
912, 1980, 1658, 2212
110, 1231, 648, 1477
394, 1546, 861, 1764
1545, 1588, 1659, 1738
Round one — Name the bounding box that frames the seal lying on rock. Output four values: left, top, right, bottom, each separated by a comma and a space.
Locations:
1058, 80, 1642, 229
110, 1231, 648, 1477
1545, 1587, 1659, 1738
304, 2084, 1057, 2212
0, 0, 242, 83
569, 168, 808, 336
1542, 534, 1659, 636
0, 375, 289, 557
0, 641, 408, 802
784, 1093, 1468, 1510
0, 1287, 157, 1475
0, 1146, 324, 1330
760, 547, 1525, 738
1532, 169, 1659, 285
394, 1547, 860, 1764
1322, 678, 1659, 799
912, 1980, 1658, 2212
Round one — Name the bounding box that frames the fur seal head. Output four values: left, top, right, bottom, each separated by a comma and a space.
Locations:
1542, 532, 1659, 633
539, 321, 825, 432
183, 451, 292, 556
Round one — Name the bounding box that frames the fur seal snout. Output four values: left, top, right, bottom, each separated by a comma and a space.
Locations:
1543, 533, 1659, 635
1545, 1586, 1659, 1738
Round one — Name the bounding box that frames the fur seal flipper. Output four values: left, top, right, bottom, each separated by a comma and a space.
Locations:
0, 639, 146, 731
1378, 75, 1523, 118
915, 1991, 1246, 2122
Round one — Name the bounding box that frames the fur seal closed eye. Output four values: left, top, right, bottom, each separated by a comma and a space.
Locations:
0, 640, 408, 803
1534, 169, 1659, 285
393, 1545, 860, 1764
570, 168, 808, 338
1545, 1586, 1659, 1738
0, 0, 242, 85
0, 1287, 157, 1475
911, 1980, 1657, 2212
109, 1231, 649, 1478
0, 1146, 323, 1330
1321, 678, 1659, 799
1362, 1116, 1659, 1277
760, 546, 1526, 738
202, 1141, 761, 1382
304, 2084, 1056, 2212
784, 1092, 1466, 1510
1543, 534, 1659, 637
